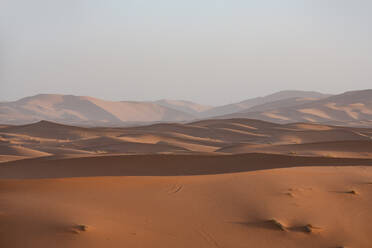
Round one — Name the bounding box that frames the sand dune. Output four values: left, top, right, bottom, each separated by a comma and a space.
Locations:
2, 90, 371, 127
219, 90, 372, 127
0, 118, 372, 162
0, 94, 195, 125
218, 140, 372, 158
0, 144, 51, 162
155, 99, 212, 115
59, 136, 189, 154
243, 97, 321, 113
0, 90, 330, 127
2, 153, 372, 178
0, 145, 51, 157
0, 155, 29, 163
1, 120, 103, 140
1, 116, 372, 247
201, 90, 328, 118
119, 134, 219, 152
1, 156, 372, 247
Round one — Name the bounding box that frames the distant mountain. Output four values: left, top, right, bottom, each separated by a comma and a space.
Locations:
1, 90, 370, 127
0, 94, 195, 126
218, 90, 372, 127
155, 99, 212, 115
199, 90, 330, 118
242, 97, 321, 113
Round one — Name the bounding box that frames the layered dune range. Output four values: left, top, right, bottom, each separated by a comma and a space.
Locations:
1, 118, 372, 162
2, 90, 372, 127
1, 118, 372, 247
220, 90, 372, 127
0, 90, 328, 126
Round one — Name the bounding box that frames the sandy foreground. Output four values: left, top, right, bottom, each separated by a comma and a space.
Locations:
1, 155, 372, 248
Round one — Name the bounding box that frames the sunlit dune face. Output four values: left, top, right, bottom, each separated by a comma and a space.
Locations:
293, 124, 333, 131
298, 109, 332, 120
1, 166, 372, 247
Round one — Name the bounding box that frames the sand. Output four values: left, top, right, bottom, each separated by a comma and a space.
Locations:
1, 163, 372, 248
219, 90, 372, 127
1, 118, 372, 247
1, 119, 372, 162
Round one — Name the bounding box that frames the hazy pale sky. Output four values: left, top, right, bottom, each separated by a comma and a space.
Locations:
1, 0, 371, 105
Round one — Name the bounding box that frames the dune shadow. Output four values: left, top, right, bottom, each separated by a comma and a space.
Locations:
1, 153, 372, 179
331, 190, 358, 195
234, 219, 322, 234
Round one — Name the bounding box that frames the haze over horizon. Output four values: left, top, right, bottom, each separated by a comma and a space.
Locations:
1, 0, 372, 105
0, 89, 349, 106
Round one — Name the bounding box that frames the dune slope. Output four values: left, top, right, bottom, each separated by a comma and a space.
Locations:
1, 118, 372, 162
219, 90, 372, 127
1, 164, 372, 248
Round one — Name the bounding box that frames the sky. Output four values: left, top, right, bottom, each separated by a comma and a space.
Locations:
1, 0, 371, 105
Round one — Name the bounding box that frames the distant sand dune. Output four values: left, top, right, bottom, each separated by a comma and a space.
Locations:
218, 90, 372, 127
0, 118, 372, 162
218, 140, 372, 158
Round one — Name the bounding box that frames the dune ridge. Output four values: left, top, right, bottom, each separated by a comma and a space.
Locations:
1, 118, 372, 162
220, 90, 372, 127
1, 153, 372, 179
4, 90, 372, 127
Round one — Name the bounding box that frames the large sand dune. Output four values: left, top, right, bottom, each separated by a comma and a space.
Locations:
1, 155, 372, 247
1, 90, 371, 127
0, 94, 195, 125
221, 90, 372, 127
200, 90, 328, 118
9, 90, 372, 127
2, 153, 372, 179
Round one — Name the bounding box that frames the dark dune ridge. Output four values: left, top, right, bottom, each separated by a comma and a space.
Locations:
2, 153, 372, 179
